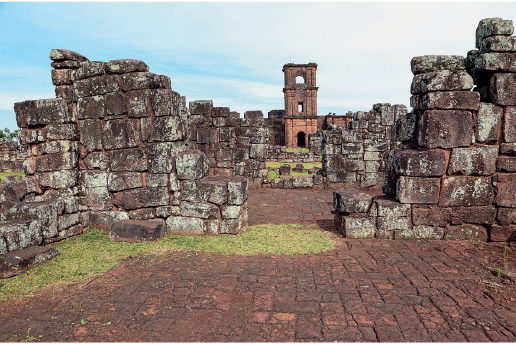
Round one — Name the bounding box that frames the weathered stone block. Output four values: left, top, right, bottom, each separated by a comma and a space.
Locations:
221, 205, 242, 220
84, 152, 109, 170
411, 70, 474, 94
490, 73, 516, 105
219, 127, 234, 142
85, 186, 111, 211
106, 59, 149, 74
103, 119, 141, 150
480, 36, 516, 53
333, 189, 372, 213
394, 149, 446, 177
250, 144, 267, 160
182, 176, 229, 205
51, 69, 74, 85
504, 106, 516, 143
189, 100, 213, 115
126, 89, 151, 118
494, 173, 516, 207
149, 116, 185, 142
220, 218, 242, 234
113, 187, 169, 210
49, 49, 88, 62
476, 103, 502, 143
110, 148, 147, 172
151, 89, 179, 117
181, 201, 219, 219
197, 127, 218, 144
475, 52, 516, 72
417, 91, 480, 111
128, 208, 156, 221
497, 156, 516, 172
74, 75, 120, 98
39, 140, 77, 155
0, 185, 21, 212
377, 217, 411, 231
26, 99, 72, 126
36, 152, 76, 172
396, 176, 440, 204
75, 61, 105, 80
490, 224, 516, 241
228, 176, 248, 205
445, 224, 488, 241
375, 197, 411, 217
110, 220, 164, 242
8, 202, 59, 239
105, 92, 127, 116
448, 145, 498, 176
35, 170, 78, 189
439, 176, 493, 207
82, 171, 107, 188
88, 211, 129, 232
46, 123, 77, 140
476, 18, 514, 48
167, 216, 207, 235
418, 110, 472, 149
452, 206, 497, 225
121, 72, 161, 92
411, 55, 465, 75
175, 150, 210, 180
79, 119, 102, 152
147, 142, 184, 174
0, 246, 60, 278
396, 226, 444, 240
341, 214, 376, 238
327, 171, 357, 185
500, 143, 516, 155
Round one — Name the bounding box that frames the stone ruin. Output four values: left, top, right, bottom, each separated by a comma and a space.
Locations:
0, 137, 24, 173
334, 17, 516, 243
1, 17, 516, 277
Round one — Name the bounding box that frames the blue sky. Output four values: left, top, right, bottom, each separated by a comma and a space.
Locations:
1, 2, 516, 132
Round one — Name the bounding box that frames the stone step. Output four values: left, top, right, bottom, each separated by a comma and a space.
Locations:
0, 246, 60, 278
110, 219, 164, 242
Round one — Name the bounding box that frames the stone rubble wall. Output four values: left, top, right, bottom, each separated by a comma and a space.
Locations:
266, 145, 322, 163
334, 17, 516, 243
5, 49, 249, 254
321, 104, 407, 188
0, 138, 24, 173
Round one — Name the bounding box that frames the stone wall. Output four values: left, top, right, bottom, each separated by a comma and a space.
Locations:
321, 103, 407, 188
0, 138, 24, 173
334, 17, 516, 243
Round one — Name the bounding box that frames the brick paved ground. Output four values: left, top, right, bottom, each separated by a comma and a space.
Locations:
1, 188, 516, 342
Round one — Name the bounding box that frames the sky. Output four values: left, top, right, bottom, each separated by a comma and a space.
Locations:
1, 2, 516, 132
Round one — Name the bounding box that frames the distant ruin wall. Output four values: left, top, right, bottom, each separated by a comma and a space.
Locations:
334, 17, 516, 242
0, 138, 24, 173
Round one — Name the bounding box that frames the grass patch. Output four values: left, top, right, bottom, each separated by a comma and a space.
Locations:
286, 147, 309, 154
0, 224, 334, 301
0, 172, 24, 183
266, 162, 322, 179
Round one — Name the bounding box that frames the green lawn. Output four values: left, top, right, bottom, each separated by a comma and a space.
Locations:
0, 224, 334, 301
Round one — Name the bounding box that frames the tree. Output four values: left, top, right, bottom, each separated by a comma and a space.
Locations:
0, 127, 20, 141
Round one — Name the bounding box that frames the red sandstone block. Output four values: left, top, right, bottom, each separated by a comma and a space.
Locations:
109, 148, 147, 172
51, 69, 74, 86
445, 224, 488, 241
333, 189, 372, 214
110, 219, 164, 242
0, 246, 60, 278
439, 176, 493, 207
36, 152, 76, 172
412, 205, 451, 226
105, 92, 127, 116
500, 143, 516, 155
448, 145, 498, 176
497, 156, 516, 172
490, 224, 516, 241
126, 89, 151, 118
476, 53, 516, 72
396, 176, 440, 204
479, 36, 516, 53
475, 18, 514, 48
420, 91, 480, 111
410, 70, 473, 94
75, 61, 106, 80
103, 119, 141, 150
498, 207, 516, 225
411, 55, 465, 75
418, 110, 473, 149
394, 149, 446, 177
476, 103, 502, 143
73, 75, 120, 98
494, 173, 516, 207
49, 49, 89, 62
149, 116, 185, 142
77, 95, 105, 119
490, 73, 516, 105
112, 187, 169, 210
121, 72, 161, 92
151, 89, 180, 117
105, 59, 149, 74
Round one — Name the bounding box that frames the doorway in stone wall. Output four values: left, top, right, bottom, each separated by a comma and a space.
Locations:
297, 132, 306, 148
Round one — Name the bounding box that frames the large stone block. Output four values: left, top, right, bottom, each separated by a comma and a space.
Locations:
148, 142, 184, 174
109, 148, 147, 172
106, 59, 149, 74
326, 171, 357, 185
490, 73, 516, 105
416, 91, 479, 111
107, 172, 143, 191
438, 176, 493, 207
82, 171, 107, 188
149, 116, 185, 142
35, 170, 78, 189
394, 149, 446, 177
396, 176, 440, 204
476, 18, 514, 48
452, 206, 497, 225
121, 72, 161, 92
113, 187, 169, 210
167, 216, 206, 235
8, 202, 59, 239
189, 100, 213, 115
51, 69, 75, 85
175, 150, 210, 180
324, 155, 346, 172
418, 110, 472, 149
74, 75, 120, 98
79, 119, 102, 152
83, 152, 109, 170
110, 220, 164, 242
227, 176, 248, 205
501, 143, 516, 155
445, 224, 488, 241
396, 226, 444, 240
475, 53, 516, 72
25, 99, 72, 126
151, 89, 179, 117
85, 186, 111, 211
0, 185, 21, 211
476, 103, 502, 143
490, 224, 516, 241
39, 140, 77, 155
180, 201, 219, 219
448, 145, 498, 176
375, 197, 411, 217
36, 152, 76, 172
88, 211, 129, 232
411, 70, 474, 94
126, 89, 151, 118
105, 92, 127, 116
182, 176, 229, 205
46, 123, 77, 141
480, 36, 516, 53
0, 246, 60, 278
14, 100, 36, 128
75, 61, 105, 80
503, 106, 516, 142
377, 217, 411, 231
0, 220, 41, 253
333, 189, 372, 213
103, 119, 141, 150
340, 214, 376, 238
396, 112, 418, 142
494, 173, 516, 207
410, 55, 465, 75
49, 49, 88, 62
412, 205, 452, 226
497, 156, 516, 172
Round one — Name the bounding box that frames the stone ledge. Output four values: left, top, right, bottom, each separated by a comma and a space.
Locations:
0, 246, 60, 279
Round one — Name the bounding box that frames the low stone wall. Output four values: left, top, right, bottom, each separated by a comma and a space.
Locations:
0, 138, 24, 173
266, 145, 322, 163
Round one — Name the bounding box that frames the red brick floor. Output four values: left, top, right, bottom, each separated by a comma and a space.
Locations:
1, 188, 516, 342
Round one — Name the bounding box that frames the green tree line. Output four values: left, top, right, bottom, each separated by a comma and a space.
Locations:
0, 128, 19, 140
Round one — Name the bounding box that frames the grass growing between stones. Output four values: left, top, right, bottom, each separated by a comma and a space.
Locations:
0, 172, 24, 183
265, 162, 322, 179
285, 147, 309, 154
0, 223, 334, 301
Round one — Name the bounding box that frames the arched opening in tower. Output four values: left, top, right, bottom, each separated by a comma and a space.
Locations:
297, 132, 306, 148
